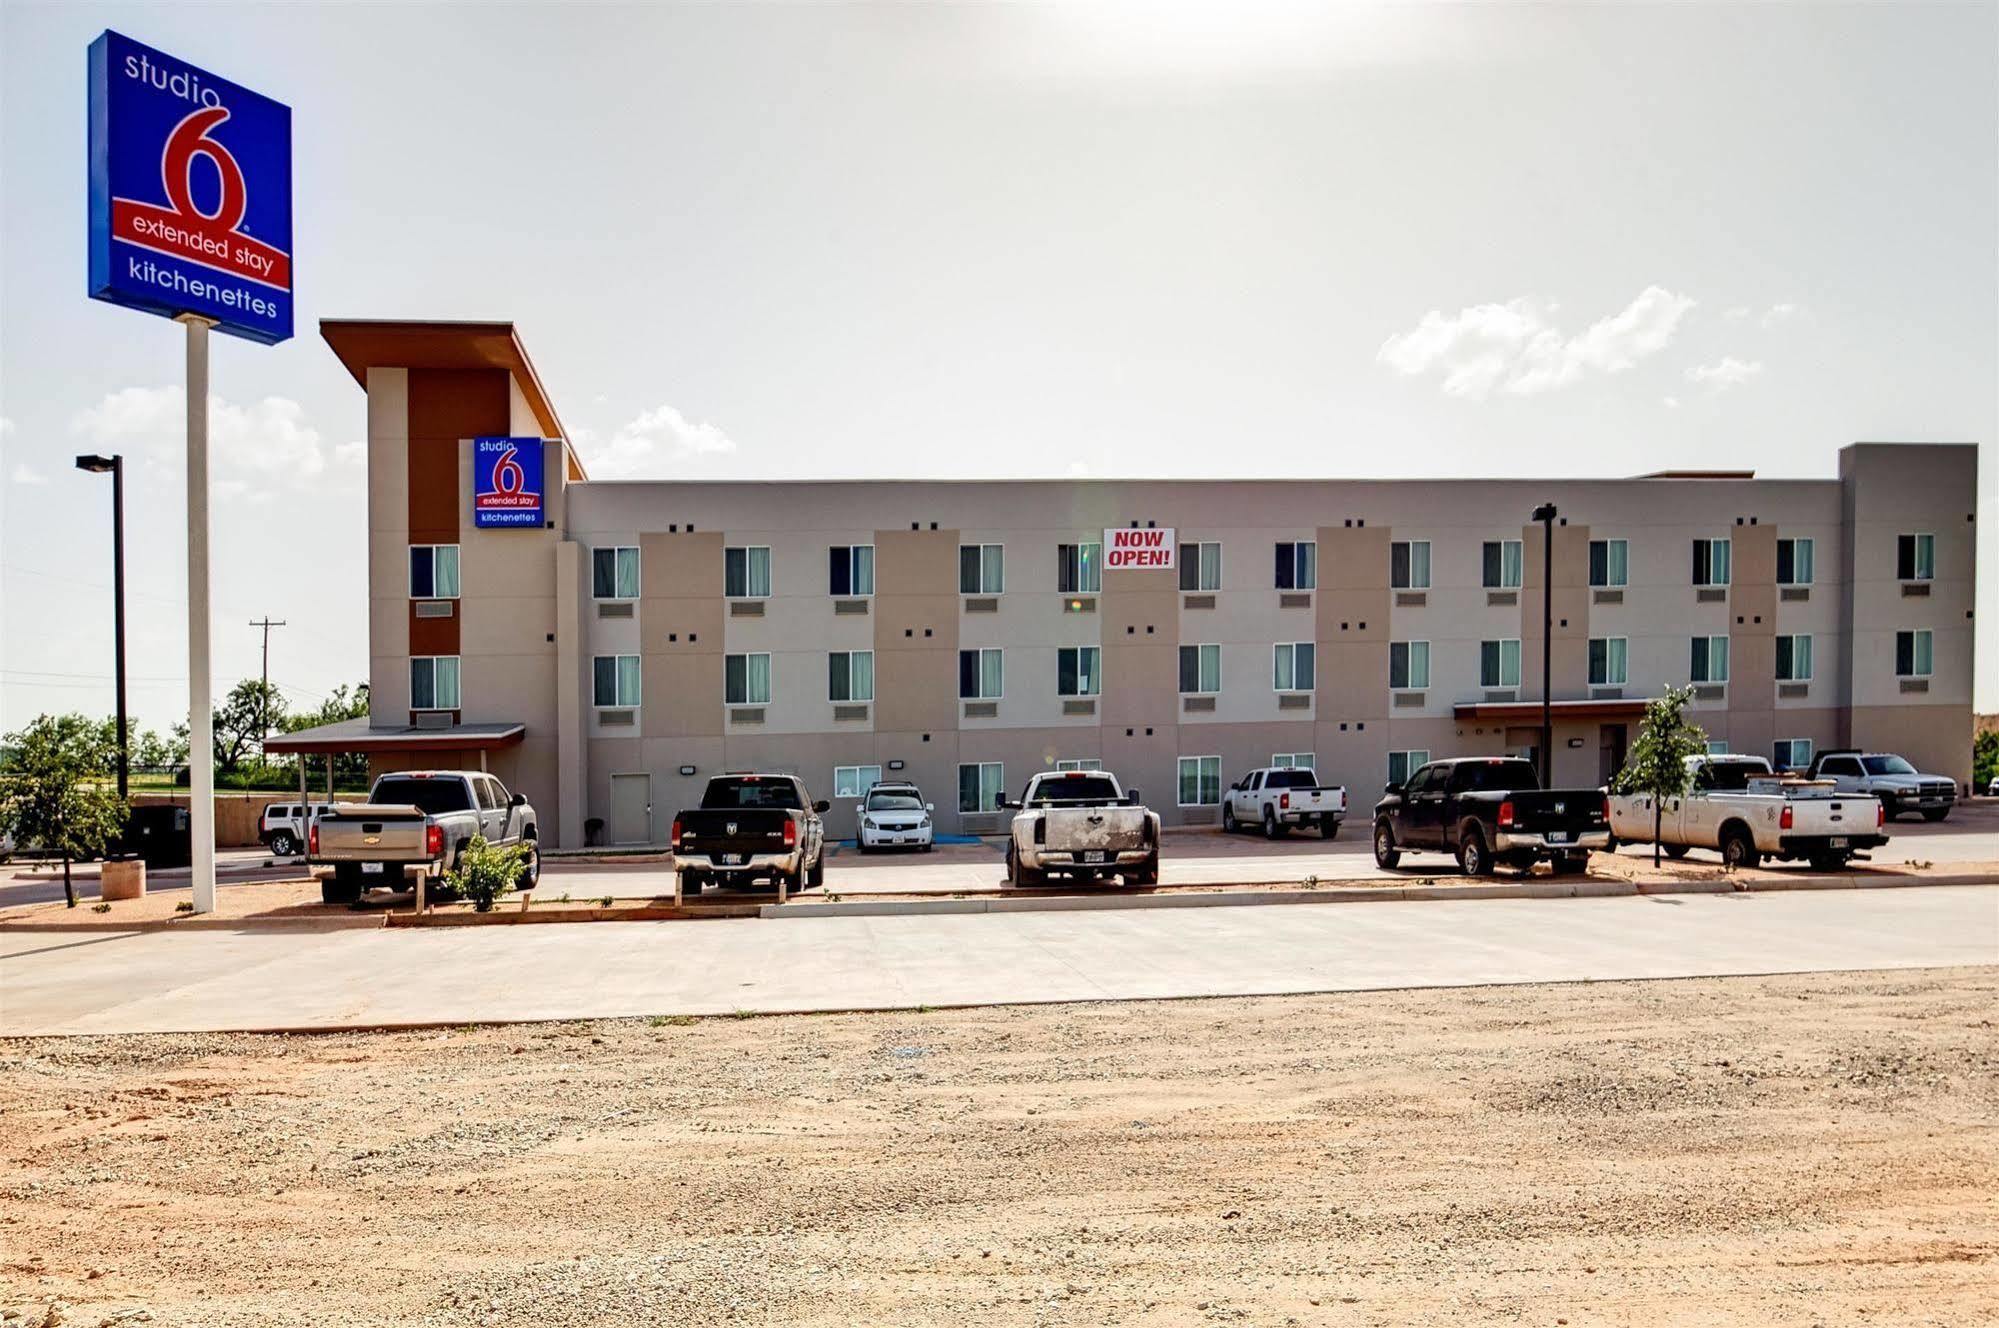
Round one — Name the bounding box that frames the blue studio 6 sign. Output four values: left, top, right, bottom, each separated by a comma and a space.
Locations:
88, 30, 293, 344
473, 438, 545, 528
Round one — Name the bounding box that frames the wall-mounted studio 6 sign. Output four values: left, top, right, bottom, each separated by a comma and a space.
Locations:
473, 438, 546, 529
87, 30, 293, 344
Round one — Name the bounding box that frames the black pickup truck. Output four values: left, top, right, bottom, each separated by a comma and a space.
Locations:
1372, 756, 1609, 876
671, 773, 829, 894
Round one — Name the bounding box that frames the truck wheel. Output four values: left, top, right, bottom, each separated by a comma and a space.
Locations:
1807, 850, 1851, 873
1221, 803, 1238, 833
807, 856, 825, 889
321, 867, 362, 906
1319, 818, 1339, 840
520, 840, 540, 889
678, 870, 701, 898
269, 831, 297, 858
1457, 829, 1492, 877
1663, 844, 1692, 860
1125, 855, 1159, 887
1550, 852, 1589, 877
1920, 808, 1949, 823
1262, 806, 1286, 839
1373, 821, 1401, 870
1720, 824, 1761, 870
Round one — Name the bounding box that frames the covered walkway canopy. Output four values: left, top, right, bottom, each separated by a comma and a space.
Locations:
264, 718, 527, 806
1451, 697, 1657, 723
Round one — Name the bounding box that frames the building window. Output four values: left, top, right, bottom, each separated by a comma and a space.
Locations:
1690, 635, 1730, 684
1389, 640, 1430, 691
959, 648, 1003, 700
409, 545, 460, 599
959, 762, 1004, 813
1274, 541, 1317, 590
1058, 542, 1102, 595
410, 655, 460, 711
1054, 758, 1099, 772
1706, 740, 1730, 756
1895, 629, 1933, 678
1773, 739, 1814, 772
1178, 643, 1221, 694
1692, 538, 1732, 587
1775, 634, 1813, 682
1390, 540, 1431, 590
592, 654, 641, 707
724, 546, 771, 598
1589, 538, 1628, 588
833, 765, 882, 799
1896, 532, 1935, 582
1057, 646, 1101, 697
591, 546, 639, 600
1387, 750, 1430, 786
1589, 637, 1628, 687
1273, 642, 1316, 692
829, 650, 875, 702
725, 652, 771, 705
1479, 638, 1521, 688
1179, 541, 1222, 592
1482, 540, 1523, 590
1177, 755, 1222, 806
828, 545, 874, 597
1271, 752, 1315, 770
959, 544, 1005, 594
1776, 537, 1813, 587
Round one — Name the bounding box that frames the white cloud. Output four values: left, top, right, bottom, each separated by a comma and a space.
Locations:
1377, 285, 1696, 400
0, 416, 14, 436
70, 387, 346, 494
1663, 396, 1682, 409
1686, 356, 1765, 391
581, 402, 738, 478
1724, 306, 1750, 321
1760, 302, 1800, 328
10, 463, 48, 485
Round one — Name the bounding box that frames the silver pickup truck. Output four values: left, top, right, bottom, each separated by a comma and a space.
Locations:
310, 771, 540, 904
1001, 769, 1160, 887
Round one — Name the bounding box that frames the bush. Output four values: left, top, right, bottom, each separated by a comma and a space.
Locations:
442, 834, 531, 912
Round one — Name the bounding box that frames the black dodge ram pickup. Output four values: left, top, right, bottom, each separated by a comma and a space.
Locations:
671, 773, 829, 894
1372, 756, 1609, 876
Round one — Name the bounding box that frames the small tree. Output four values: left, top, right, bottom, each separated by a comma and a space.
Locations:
1973, 730, 1997, 794
441, 834, 532, 912
0, 715, 129, 908
214, 679, 286, 775
1612, 686, 1709, 867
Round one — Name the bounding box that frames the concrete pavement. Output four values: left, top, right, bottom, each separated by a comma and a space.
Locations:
3, 885, 1992, 1035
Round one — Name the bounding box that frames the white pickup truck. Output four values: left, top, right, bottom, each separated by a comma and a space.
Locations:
1001, 770, 1160, 887
1222, 766, 1345, 839
310, 771, 541, 904
1608, 754, 1887, 871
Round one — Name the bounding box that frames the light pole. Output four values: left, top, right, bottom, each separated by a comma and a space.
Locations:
75, 453, 128, 801
1531, 502, 1558, 787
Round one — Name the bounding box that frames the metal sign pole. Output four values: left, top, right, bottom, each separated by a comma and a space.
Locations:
180, 314, 219, 913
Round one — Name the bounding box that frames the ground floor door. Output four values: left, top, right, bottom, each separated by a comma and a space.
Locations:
1504, 726, 1542, 776
610, 773, 652, 846
1599, 724, 1629, 785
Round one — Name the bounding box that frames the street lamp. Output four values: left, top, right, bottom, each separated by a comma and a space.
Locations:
75, 453, 128, 800
1531, 501, 1558, 787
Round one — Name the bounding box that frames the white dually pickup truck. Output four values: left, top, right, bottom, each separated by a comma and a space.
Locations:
1608, 754, 1887, 871
1001, 769, 1160, 887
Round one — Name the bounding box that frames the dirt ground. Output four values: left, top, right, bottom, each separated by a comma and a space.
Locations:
2, 969, 1994, 1327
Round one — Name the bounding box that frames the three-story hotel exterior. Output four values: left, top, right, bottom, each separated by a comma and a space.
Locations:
278, 321, 1979, 848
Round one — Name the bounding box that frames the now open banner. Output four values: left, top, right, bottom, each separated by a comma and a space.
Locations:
87, 30, 294, 344
1104, 527, 1176, 570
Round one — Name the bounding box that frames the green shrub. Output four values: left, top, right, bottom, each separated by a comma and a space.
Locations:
443, 835, 531, 912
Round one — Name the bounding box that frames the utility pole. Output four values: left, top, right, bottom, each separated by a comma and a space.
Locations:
249, 617, 286, 757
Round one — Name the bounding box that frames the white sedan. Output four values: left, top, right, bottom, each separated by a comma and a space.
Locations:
856, 783, 934, 852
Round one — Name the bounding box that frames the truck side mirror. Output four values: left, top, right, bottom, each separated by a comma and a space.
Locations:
510, 792, 526, 807
924, 802, 935, 813
1125, 789, 1141, 805
1385, 782, 1401, 795
812, 799, 830, 814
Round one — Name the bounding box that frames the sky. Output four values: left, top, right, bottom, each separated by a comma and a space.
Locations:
2, 1, 1995, 734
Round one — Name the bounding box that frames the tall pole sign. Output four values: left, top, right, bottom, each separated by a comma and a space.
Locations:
88, 30, 293, 913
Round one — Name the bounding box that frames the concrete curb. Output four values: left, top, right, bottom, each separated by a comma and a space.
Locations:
760, 871, 1991, 919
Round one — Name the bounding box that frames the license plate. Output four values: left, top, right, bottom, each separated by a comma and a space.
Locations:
1547, 831, 1570, 844
721, 853, 745, 866
1081, 850, 1107, 864
1828, 837, 1848, 848
361, 862, 384, 874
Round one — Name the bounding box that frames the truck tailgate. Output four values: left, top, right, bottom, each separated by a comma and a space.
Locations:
1785, 795, 1878, 837
1507, 789, 1607, 835
313, 805, 429, 858
1042, 807, 1150, 851
675, 809, 793, 858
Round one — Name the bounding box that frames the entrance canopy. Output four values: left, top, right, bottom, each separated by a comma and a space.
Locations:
264, 717, 526, 757
1451, 697, 1656, 723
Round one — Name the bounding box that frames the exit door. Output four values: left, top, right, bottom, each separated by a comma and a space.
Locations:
1599, 724, 1629, 785
609, 773, 652, 846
